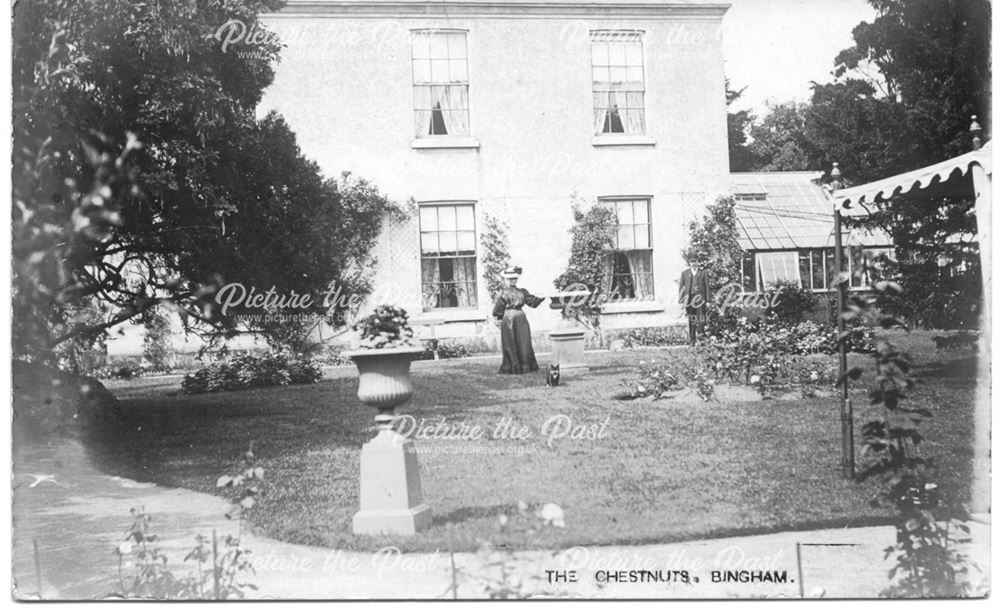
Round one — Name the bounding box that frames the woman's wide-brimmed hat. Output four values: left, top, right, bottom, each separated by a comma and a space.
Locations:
501, 265, 523, 278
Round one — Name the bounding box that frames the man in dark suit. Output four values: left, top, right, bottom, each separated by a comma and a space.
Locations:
678, 262, 711, 345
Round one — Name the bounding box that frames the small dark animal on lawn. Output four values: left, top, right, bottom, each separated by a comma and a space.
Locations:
546, 364, 560, 387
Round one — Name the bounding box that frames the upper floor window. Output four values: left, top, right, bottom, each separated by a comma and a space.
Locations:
411, 30, 470, 138
419, 203, 478, 310
591, 31, 645, 136
601, 198, 654, 301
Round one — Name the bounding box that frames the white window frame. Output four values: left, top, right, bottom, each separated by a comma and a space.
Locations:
411, 29, 471, 139
418, 201, 479, 311
743, 246, 898, 293
590, 30, 647, 137
599, 197, 655, 302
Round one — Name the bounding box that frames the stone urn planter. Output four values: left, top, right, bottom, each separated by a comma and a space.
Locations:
344, 346, 426, 428
343, 346, 431, 536
548, 290, 592, 372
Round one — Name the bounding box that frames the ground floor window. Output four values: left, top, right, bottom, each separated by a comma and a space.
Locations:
419, 203, 478, 310
741, 246, 896, 293
601, 198, 654, 301
756, 251, 800, 287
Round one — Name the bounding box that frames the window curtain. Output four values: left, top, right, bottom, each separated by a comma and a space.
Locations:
625, 250, 653, 299
625, 92, 644, 133
421, 260, 441, 310
597, 90, 630, 134
427, 85, 469, 135
414, 86, 432, 137
593, 93, 609, 135
451, 257, 477, 307
609, 90, 627, 134
757, 251, 800, 288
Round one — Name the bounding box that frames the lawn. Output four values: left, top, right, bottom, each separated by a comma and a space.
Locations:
83, 330, 979, 553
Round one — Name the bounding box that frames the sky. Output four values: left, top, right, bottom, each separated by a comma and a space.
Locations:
721, 0, 878, 115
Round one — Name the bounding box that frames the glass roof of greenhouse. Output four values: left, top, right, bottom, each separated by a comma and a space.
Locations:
731, 172, 891, 251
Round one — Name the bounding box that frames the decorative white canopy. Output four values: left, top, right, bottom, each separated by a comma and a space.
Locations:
833, 142, 992, 209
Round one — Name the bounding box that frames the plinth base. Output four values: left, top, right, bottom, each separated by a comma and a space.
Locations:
352, 429, 431, 536
550, 327, 588, 371
353, 504, 433, 536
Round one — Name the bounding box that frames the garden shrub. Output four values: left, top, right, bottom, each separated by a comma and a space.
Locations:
434, 340, 486, 359
481, 212, 512, 300
708, 316, 874, 356
285, 356, 324, 384
318, 348, 354, 367
848, 281, 978, 596
552, 198, 617, 328
618, 324, 843, 400
764, 280, 819, 325
621, 357, 715, 401
412, 338, 499, 361
931, 331, 979, 351
771, 320, 875, 355
613, 326, 688, 349
181, 352, 322, 394
623, 348, 835, 402
630, 359, 682, 399
705, 304, 746, 338
793, 358, 838, 398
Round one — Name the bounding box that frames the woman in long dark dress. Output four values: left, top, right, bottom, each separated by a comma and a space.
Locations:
492, 266, 544, 374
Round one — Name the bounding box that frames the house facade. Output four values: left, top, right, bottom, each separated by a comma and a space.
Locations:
258, 0, 731, 341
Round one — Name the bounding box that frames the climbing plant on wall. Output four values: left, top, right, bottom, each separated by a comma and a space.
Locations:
554, 196, 617, 328
481, 212, 512, 299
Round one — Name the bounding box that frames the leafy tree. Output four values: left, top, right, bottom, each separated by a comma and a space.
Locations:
682, 196, 745, 332
805, 0, 990, 329
682, 195, 744, 292
12, 0, 400, 360
826, 0, 990, 176
726, 80, 756, 172
745, 102, 817, 171
142, 308, 174, 373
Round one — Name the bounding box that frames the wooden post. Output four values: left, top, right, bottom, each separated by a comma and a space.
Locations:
830, 163, 854, 479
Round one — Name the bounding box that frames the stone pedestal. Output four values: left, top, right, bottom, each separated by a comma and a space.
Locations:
344, 346, 431, 536
352, 429, 432, 535
550, 327, 588, 371
547, 290, 592, 372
